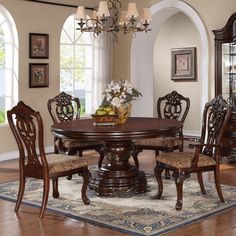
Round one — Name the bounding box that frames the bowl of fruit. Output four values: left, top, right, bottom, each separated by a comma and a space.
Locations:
91, 106, 117, 126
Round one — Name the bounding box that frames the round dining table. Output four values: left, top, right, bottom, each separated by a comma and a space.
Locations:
51, 117, 182, 197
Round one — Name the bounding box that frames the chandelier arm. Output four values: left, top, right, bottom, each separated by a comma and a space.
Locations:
75, 0, 151, 40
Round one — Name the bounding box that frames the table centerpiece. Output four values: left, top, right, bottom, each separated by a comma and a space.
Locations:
100, 80, 142, 124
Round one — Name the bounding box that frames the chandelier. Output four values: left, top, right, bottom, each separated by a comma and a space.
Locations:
75, 0, 151, 39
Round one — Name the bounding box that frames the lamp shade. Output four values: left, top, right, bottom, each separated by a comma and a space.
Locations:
92, 10, 98, 20
141, 8, 151, 23
119, 11, 128, 25
97, 1, 110, 17
76, 6, 87, 20
126, 3, 139, 19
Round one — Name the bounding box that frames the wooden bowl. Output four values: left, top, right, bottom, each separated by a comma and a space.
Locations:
91, 114, 117, 125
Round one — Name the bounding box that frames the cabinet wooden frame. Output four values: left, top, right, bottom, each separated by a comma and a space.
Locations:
171, 47, 197, 81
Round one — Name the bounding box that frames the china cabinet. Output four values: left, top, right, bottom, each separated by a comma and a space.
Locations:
213, 13, 236, 159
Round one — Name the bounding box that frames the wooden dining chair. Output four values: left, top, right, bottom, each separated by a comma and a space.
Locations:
154, 96, 231, 210
7, 101, 91, 218
47, 92, 104, 172
133, 91, 190, 174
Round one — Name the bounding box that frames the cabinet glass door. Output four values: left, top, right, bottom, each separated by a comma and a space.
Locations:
222, 42, 236, 105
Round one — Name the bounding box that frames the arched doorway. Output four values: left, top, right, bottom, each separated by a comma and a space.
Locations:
131, 0, 209, 135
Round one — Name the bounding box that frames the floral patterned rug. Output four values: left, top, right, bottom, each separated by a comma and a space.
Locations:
1, 172, 236, 236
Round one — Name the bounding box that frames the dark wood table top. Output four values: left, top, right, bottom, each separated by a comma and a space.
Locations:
51, 117, 183, 142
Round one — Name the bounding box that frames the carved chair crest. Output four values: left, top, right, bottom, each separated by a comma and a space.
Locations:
157, 91, 190, 123
7, 101, 44, 166
201, 96, 230, 157
157, 91, 190, 127
47, 92, 80, 123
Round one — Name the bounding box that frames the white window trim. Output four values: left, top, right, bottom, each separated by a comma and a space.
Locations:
0, 4, 18, 126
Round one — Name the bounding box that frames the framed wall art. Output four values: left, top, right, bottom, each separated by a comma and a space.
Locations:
171, 47, 197, 81
29, 63, 49, 88
29, 33, 49, 59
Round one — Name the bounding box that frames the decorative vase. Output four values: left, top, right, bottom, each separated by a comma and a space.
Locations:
115, 102, 132, 125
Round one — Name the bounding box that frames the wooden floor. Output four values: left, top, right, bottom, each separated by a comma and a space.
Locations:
1, 150, 236, 236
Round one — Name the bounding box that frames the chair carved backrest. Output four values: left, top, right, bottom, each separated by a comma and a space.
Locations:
200, 96, 231, 158
157, 91, 190, 123
47, 92, 80, 124
7, 101, 46, 169
157, 91, 190, 137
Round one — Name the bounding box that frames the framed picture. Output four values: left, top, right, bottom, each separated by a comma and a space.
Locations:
171, 47, 197, 81
29, 63, 49, 88
29, 33, 49, 59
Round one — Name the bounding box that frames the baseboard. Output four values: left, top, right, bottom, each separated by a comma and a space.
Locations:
183, 130, 200, 138
0, 146, 54, 162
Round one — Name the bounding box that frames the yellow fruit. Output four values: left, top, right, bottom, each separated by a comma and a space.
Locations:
108, 110, 116, 115
104, 107, 113, 112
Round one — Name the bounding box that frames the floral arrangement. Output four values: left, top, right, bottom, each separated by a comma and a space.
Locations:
102, 80, 142, 107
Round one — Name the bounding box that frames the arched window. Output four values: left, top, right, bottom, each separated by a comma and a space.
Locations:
60, 14, 94, 115
0, 5, 18, 124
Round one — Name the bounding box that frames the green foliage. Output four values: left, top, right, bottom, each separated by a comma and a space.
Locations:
0, 27, 5, 68
0, 109, 5, 123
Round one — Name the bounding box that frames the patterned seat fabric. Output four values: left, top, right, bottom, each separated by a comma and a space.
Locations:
55, 139, 103, 149
46, 154, 88, 174
156, 152, 216, 168
135, 137, 182, 148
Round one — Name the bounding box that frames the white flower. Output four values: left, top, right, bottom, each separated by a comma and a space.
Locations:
112, 84, 121, 93
111, 97, 122, 107
102, 80, 142, 107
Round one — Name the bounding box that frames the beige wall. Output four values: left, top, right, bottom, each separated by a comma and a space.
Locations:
114, 0, 236, 95
154, 12, 201, 132
0, 0, 98, 155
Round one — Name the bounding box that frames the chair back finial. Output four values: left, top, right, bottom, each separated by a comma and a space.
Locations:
7, 101, 45, 167
47, 92, 80, 124
157, 90, 190, 123
201, 95, 231, 156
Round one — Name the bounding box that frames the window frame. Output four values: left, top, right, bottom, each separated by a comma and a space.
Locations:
60, 14, 95, 117
0, 4, 19, 126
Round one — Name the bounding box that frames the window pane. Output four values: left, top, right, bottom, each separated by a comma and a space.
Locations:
61, 29, 72, 44
75, 45, 92, 68
60, 69, 73, 92
0, 27, 5, 68
75, 31, 92, 45
63, 15, 75, 41
0, 10, 18, 124
60, 45, 74, 68
60, 14, 94, 116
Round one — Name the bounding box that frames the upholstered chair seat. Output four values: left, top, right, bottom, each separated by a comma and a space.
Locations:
156, 152, 216, 169
135, 137, 182, 149
45, 154, 88, 174
55, 139, 103, 149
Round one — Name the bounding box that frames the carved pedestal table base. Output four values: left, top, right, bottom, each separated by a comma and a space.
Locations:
89, 140, 147, 197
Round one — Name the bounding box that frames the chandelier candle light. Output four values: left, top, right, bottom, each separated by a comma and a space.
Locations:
75, 0, 151, 38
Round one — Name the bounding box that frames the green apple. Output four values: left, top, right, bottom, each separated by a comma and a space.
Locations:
96, 110, 106, 115
103, 107, 111, 112
108, 110, 116, 115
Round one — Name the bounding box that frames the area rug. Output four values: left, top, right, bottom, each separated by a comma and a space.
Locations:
1, 171, 236, 236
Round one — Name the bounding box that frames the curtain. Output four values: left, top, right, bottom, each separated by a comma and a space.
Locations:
92, 33, 113, 112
